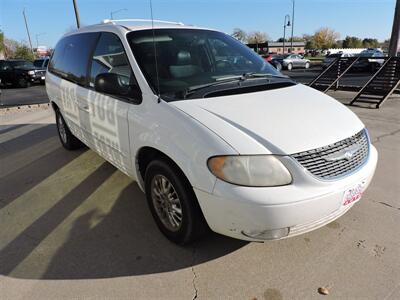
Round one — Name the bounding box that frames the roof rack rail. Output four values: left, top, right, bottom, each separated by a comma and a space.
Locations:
101, 19, 185, 26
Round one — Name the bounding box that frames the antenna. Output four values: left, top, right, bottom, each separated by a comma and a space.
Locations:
149, 0, 161, 103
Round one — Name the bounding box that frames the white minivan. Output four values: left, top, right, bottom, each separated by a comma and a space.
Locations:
46, 20, 378, 244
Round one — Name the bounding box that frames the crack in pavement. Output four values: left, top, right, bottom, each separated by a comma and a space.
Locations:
383, 282, 400, 300
191, 246, 198, 300
378, 201, 400, 210
371, 129, 400, 144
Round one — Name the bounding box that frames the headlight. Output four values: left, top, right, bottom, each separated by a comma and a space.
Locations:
28, 70, 35, 75
207, 155, 292, 187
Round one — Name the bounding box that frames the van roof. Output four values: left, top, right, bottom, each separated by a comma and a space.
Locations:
69, 19, 212, 34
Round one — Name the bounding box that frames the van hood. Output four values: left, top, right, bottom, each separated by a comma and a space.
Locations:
171, 84, 364, 155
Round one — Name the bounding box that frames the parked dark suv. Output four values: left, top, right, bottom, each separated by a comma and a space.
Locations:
0, 59, 46, 88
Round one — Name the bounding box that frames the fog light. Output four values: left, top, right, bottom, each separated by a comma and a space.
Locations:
242, 227, 290, 240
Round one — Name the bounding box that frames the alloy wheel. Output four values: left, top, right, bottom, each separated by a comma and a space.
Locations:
151, 174, 183, 232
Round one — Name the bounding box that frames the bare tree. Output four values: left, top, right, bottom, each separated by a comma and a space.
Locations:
232, 28, 247, 43
247, 31, 268, 44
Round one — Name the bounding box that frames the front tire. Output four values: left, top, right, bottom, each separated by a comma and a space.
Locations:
55, 110, 83, 150
17, 77, 30, 88
145, 159, 208, 245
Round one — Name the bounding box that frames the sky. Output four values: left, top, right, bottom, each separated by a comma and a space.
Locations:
0, 0, 396, 48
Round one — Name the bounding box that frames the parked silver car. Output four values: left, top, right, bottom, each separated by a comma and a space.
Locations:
271, 54, 310, 70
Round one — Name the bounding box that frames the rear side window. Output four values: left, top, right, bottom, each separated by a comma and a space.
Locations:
49, 32, 99, 85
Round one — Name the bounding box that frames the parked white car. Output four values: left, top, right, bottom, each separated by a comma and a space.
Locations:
46, 20, 378, 244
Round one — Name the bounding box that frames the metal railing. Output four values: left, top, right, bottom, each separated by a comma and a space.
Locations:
350, 56, 400, 108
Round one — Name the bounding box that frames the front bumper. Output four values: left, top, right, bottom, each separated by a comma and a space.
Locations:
194, 145, 378, 241
29, 72, 46, 82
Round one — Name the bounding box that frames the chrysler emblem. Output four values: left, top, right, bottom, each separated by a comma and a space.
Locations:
324, 144, 361, 162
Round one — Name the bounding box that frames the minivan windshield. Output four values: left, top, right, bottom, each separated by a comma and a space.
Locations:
127, 29, 286, 101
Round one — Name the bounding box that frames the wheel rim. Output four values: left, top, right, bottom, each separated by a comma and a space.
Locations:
151, 174, 183, 232
288, 64, 292, 70
305, 62, 310, 69
57, 114, 67, 144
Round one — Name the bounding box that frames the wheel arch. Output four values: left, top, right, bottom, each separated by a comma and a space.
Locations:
135, 146, 193, 191
51, 101, 59, 112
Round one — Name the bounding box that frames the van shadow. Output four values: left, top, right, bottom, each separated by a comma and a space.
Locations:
0, 124, 247, 279
0, 134, 246, 279
26, 181, 246, 279
0, 123, 87, 209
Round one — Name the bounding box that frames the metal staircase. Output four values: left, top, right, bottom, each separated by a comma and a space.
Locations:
350, 57, 400, 108
308, 56, 360, 92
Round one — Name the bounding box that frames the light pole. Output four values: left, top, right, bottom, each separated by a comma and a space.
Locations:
290, 0, 295, 53
35, 33, 46, 48
111, 8, 128, 20
283, 15, 291, 54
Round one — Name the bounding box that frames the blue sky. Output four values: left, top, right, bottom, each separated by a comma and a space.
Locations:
0, 0, 395, 47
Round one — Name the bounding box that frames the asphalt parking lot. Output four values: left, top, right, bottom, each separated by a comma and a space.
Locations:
0, 85, 48, 107
0, 67, 376, 108
282, 66, 374, 87
0, 91, 399, 299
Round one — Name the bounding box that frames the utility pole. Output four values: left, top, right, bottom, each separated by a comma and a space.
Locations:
290, 0, 295, 53
389, 0, 400, 56
22, 8, 34, 54
72, 0, 81, 28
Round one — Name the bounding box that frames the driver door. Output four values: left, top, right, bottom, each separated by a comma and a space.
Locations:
84, 32, 141, 175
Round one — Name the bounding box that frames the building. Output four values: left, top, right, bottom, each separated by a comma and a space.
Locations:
266, 41, 305, 54
35, 45, 51, 57
247, 41, 306, 55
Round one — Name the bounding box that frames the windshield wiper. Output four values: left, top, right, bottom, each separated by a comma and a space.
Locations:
182, 72, 288, 99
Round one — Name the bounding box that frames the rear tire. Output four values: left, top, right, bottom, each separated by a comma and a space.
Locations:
55, 110, 84, 150
145, 159, 208, 245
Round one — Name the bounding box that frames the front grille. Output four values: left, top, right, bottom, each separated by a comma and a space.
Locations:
292, 129, 369, 180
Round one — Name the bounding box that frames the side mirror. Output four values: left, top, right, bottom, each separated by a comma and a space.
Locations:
95, 73, 142, 103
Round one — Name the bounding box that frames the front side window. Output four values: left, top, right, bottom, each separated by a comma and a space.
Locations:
127, 29, 285, 101
89, 33, 133, 87
89, 32, 140, 101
